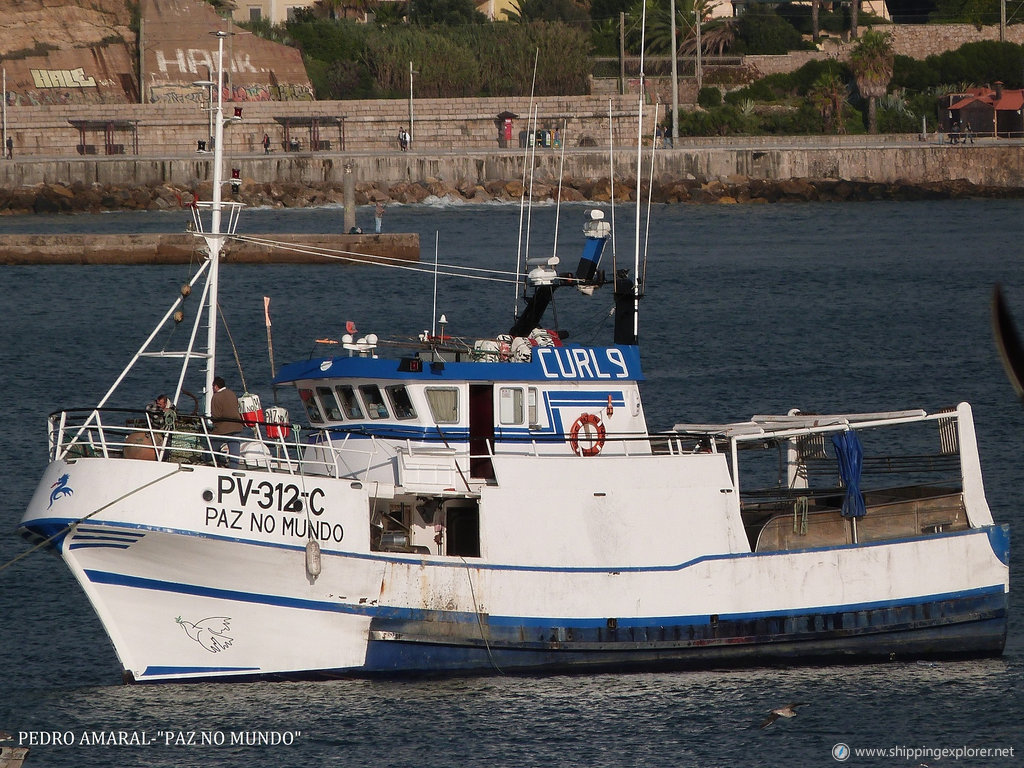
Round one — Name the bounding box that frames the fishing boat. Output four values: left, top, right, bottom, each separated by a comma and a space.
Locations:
19, 35, 1009, 684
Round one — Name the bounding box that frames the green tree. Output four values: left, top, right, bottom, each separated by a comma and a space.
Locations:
410, 0, 486, 25
504, 0, 590, 24
734, 7, 804, 55
808, 71, 849, 133
849, 29, 894, 133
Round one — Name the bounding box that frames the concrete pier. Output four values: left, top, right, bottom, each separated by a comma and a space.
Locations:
0, 232, 419, 265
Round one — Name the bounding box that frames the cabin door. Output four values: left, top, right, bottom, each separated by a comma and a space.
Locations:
469, 384, 494, 479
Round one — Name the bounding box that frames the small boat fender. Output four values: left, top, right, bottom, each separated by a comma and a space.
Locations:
305, 538, 322, 579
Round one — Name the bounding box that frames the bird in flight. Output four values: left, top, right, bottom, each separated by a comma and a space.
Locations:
760, 702, 808, 729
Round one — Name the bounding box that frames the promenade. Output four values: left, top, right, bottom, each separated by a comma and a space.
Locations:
2, 134, 1023, 199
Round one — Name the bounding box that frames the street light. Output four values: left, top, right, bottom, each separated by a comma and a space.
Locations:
192, 71, 215, 152
409, 61, 419, 150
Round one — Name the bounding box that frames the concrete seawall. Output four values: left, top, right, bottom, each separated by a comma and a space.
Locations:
3, 139, 1024, 192
0, 233, 419, 265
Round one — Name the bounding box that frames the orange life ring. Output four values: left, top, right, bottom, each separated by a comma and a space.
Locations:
570, 413, 606, 457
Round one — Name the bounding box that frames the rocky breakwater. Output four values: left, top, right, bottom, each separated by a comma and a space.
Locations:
2, 174, 1023, 217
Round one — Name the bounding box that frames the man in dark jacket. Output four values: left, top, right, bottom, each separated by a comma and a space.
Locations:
211, 376, 244, 466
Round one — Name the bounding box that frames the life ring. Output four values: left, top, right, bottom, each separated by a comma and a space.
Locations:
570, 413, 606, 457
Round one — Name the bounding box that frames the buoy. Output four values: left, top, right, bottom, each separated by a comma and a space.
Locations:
305, 538, 322, 579
238, 392, 262, 427
569, 413, 606, 456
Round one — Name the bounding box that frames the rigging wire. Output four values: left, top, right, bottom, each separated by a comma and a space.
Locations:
643, 101, 659, 296
227, 234, 521, 284
216, 301, 248, 393
0, 468, 185, 575
514, 48, 540, 323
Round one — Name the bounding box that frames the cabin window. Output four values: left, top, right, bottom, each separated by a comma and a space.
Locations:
528, 387, 540, 427
425, 387, 459, 424
386, 385, 417, 420
499, 387, 525, 425
298, 388, 323, 424
335, 385, 363, 420
359, 384, 390, 419
316, 386, 343, 421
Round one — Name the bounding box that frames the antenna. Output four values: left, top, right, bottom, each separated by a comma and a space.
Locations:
431, 231, 440, 338
608, 98, 617, 291
551, 118, 568, 263
524, 104, 539, 279
513, 48, 540, 323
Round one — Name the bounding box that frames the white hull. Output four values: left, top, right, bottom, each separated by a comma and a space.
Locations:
26, 454, 1008, 682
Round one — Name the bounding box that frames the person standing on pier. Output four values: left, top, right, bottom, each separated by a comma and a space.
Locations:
374, 201, 386, 233
5, 136, 11, 159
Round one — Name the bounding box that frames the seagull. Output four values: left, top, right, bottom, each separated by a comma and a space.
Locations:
760, 702, 808, 729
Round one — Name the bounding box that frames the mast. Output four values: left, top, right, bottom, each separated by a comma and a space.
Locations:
204, 30, 229, 415
633, 1, 647, 346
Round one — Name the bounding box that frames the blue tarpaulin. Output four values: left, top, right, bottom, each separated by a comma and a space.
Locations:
831, 430, 866, 519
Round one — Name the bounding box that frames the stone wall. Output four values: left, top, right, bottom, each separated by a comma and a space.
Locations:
1, 94, 654, 158
140, 0, 312, 103
3, 141, 1024, 193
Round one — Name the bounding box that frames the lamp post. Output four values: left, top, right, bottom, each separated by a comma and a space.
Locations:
2, 66, 7, 158
408, 61, 419, 150
670, 0, 678, 144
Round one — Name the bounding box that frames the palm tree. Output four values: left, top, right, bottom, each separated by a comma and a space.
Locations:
808, 71, 849, 133
849, 29, 893, 134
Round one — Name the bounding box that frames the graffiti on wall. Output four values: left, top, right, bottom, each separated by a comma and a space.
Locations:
31, 68, 97, 89
154, 48, 261, 76
148, 82, 313, 104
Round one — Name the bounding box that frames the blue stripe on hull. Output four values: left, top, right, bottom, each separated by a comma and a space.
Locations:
126, 614, 1007, 684
358, 589, 1007, 673
111, 582, 1005, 682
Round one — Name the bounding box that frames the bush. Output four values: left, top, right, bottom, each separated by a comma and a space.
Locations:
733, 7, 808, 55
891, 54, 941, 91
926, 40, 1024, 88
697, 86, 723, 108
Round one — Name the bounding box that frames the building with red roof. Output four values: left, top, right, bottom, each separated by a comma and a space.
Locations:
942, 82, 1024, 138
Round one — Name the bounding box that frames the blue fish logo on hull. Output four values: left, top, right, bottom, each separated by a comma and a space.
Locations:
48, 474, 74, 509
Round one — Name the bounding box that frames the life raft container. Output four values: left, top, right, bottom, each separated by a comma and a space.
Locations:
569, 413, 606, 457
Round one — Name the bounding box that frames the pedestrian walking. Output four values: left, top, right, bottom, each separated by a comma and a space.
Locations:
5, 136, 12, 159
262, 133, 271, 154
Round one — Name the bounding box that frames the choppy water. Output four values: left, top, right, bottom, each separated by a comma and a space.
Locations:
1, 199, 1022, 767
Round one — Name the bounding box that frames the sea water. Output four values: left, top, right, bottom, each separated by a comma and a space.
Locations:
0, 200, 1022, 767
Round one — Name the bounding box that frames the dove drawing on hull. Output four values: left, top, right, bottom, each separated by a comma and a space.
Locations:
175, 616, 234, 653
760, 702, 808, 729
